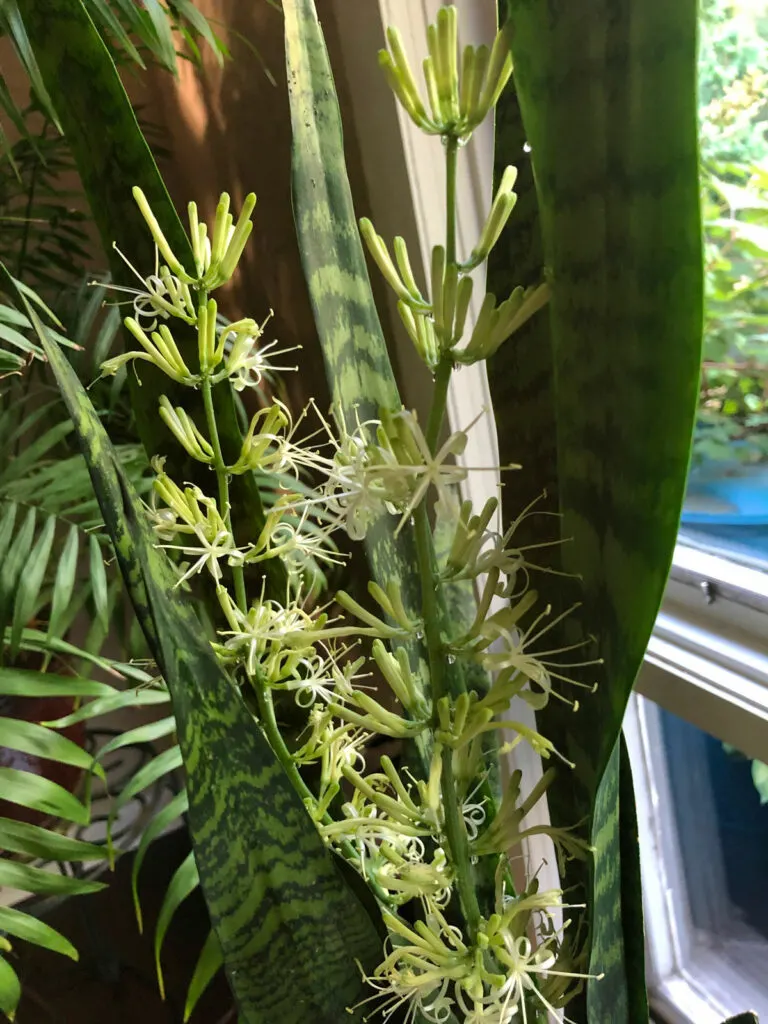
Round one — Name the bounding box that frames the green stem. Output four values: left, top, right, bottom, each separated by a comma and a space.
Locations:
254, 676, 396, 906
411, 132, 482, 940
202, 376, 247, 612
425, 136, 459, 454
255, 681, 316, 805
426, 357, 452, 454
414, 503, 481, 941
445, 135, 459, 266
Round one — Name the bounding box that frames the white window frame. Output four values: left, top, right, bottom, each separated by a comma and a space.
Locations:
331, 2, 768, 1021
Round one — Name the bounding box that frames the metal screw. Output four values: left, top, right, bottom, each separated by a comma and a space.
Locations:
700, 580, 716, 605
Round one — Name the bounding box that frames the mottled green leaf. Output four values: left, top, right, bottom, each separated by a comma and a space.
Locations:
284, 0, 440, 762
29, 309, 383, 1021
489, 1, 703, 1019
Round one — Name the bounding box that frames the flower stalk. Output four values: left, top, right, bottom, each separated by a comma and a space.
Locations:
106, 7, 594, 1021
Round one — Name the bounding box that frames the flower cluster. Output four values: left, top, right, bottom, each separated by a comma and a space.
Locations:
105, 6, 600, 1020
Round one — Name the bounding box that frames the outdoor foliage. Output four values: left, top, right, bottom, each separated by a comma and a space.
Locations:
697, 0, 768, 463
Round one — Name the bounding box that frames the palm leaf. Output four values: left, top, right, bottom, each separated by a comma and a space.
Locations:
1, 0, 223, 86
0, 644, 179, 1019
489, 1, 703, 1019
184, 929, 224, 1022
19, 283, 384, 1022
18, 0, 281, 597
0, 667, 116, 1019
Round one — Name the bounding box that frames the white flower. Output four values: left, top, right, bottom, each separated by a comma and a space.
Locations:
354, 908, 469, 1024
159, 523, 244, 587
462, 779, 488, 841
215, 587, 320, 680
223, 325, 301, 391
246, 498, 344, 574
96, 242, 197, 331
317, 412, 393, 540
371, 408, 470, 532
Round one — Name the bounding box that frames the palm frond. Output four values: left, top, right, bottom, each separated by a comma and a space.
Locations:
0, 653, 163, 1020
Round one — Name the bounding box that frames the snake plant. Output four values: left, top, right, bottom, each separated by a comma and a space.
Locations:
0, 2, 714, 1023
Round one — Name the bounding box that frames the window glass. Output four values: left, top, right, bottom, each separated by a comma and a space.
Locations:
682, 0, 768, 567
661, 705, 768, 941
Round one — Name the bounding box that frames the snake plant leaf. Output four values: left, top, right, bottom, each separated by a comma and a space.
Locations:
284, 0, 438, 747
490, 2, 703, 1020
18, 0, 279, 597
284, 0, 401, 425
26, 303, 383, 1022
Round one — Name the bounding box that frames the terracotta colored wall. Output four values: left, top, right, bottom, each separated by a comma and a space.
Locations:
144, 0, 397, 413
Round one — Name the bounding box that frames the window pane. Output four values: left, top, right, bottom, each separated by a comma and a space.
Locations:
662, 705, 768, 940
682, 1, 768, 568
656, 702, 768, 1018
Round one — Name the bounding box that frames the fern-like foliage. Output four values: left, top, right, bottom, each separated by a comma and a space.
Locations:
0, 649, 170, 1020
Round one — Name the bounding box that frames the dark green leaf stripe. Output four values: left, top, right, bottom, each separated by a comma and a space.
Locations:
18, 0, 280, 596
490, 1, 703, 1020
284, 0, 400, 423
26, 302, 382, 1022
284, 0, 440, 759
